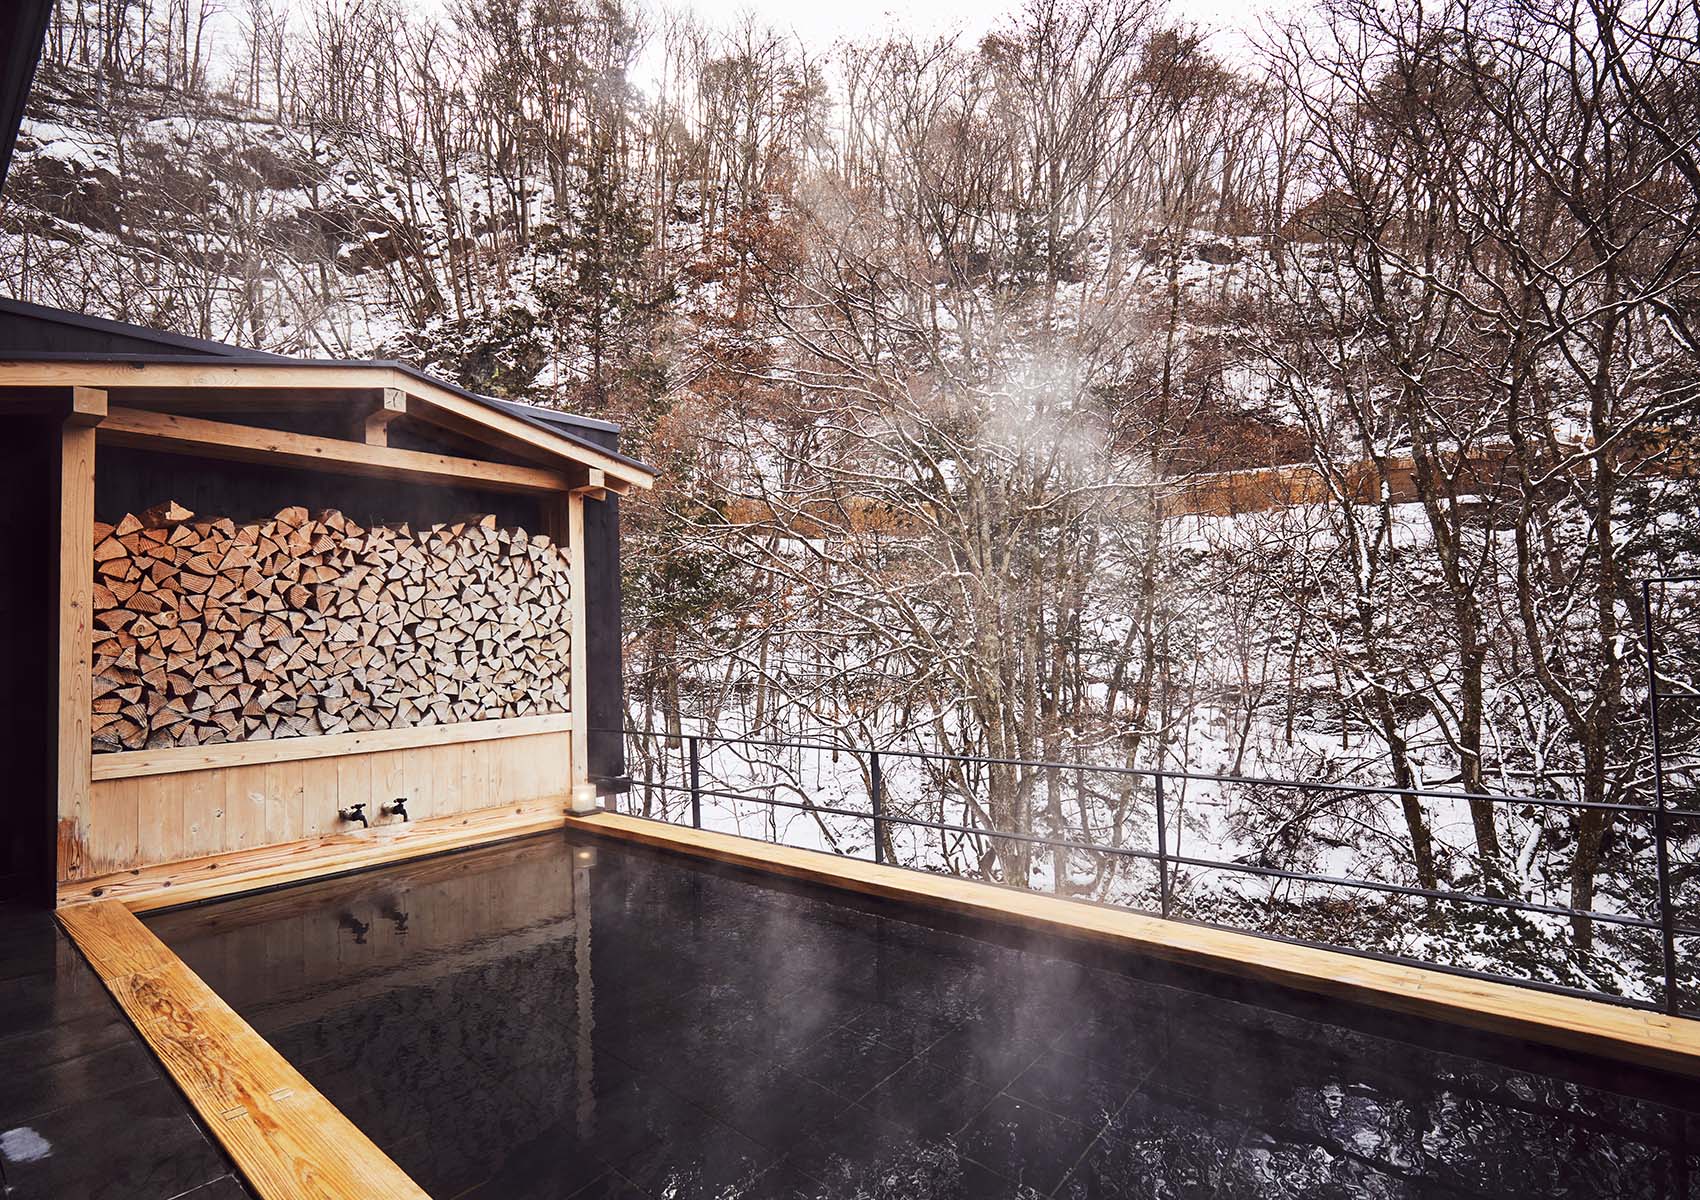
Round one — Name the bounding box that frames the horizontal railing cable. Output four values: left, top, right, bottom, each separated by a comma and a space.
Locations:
609, 804, 1689, 1019
632, 778, 1691, 936
599, 728, 1661, 814
609, 725, 1696, 1012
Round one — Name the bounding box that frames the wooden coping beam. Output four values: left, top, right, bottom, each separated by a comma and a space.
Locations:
563, 811, 1700, 1080
58, 800, 574, 912
98, 405, 577, 495
58, 901, 429, 1200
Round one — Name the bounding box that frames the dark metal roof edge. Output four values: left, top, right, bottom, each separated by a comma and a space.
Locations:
0, 297, 290, 359
484, 395, 621, 436
1, 350, 656, 477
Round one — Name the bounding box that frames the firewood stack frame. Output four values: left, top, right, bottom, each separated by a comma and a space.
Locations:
0, 355, 655, 907
92, 502, 574, 753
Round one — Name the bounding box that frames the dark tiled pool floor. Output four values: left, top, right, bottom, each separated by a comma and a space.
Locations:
147, 834, 1700, 1200
0, 903, 253, 1200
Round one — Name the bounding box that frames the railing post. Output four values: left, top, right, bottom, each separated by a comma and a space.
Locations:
688, 736, 702, 830
1642, 580, 1678, 1014
871, 751, 884, 864
1155, 771, 1171, 920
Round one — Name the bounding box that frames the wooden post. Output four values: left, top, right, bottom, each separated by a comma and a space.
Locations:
360, 387, 408, 446
566, 489, 595, 813
57, 389, 104, 881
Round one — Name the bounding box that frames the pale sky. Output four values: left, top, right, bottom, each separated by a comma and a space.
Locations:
652, 0, 1285, 60
398, 0, 1285, 59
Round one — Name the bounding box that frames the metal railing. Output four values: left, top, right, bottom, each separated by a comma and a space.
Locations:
605, 726, 1697, 1018
1644, 575, 1700, 1021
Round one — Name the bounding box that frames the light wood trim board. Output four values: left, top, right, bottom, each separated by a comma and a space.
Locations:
564, 811, 1700, 1079
58, 901, 429, 1200
94, 712, 573, 780
59, 798, 574, 912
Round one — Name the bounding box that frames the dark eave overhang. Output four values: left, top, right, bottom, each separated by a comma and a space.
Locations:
0, 0, 50, 192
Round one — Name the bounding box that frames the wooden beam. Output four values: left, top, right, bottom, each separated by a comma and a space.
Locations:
395, 386, 654, 491
0, 360, 400, 392
60, 800, 573, 911
565, 811, 1700, 1080
69, 385, 107, 425
58, 902, 430, 1199
566, 491, 593, 811
98, 406, 576, 494
0, 384, 107, 423
570, 466, 608, 501
359, 386, 408, 447
0, 361, 656, 488
92, 712, 573, 781
57, 422, 96, 881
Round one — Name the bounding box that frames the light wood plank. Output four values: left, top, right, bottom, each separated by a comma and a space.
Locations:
94, 713, 572, 780
0, 362, 655, 488
434, 743, 465, 817
264, 761, 306, 845
564, 811, 1700, 1080
57, 422, 96, 881
136, 773, 185, 867
224, 765, 269, 852
59, 800, 573, 911
333, 754, 372, 828
58, 902, 429, 1200
98, 406, 575, 495
300, 759, 341, 839
374, 750, 408, 825
87, 778, 139, 875
182, 769, 225, 859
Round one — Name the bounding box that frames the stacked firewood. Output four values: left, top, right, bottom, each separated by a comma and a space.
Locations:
91, 503, 572, 752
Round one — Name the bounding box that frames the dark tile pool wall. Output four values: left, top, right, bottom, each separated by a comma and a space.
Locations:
149, 835, 1700, 1200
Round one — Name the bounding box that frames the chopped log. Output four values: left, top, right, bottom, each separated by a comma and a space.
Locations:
139, 500, 195, 529
89, 502, 575, 749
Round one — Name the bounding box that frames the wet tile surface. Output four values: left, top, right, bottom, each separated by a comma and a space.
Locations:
146, 834, 1700, 1200
0, 903, 253, 1200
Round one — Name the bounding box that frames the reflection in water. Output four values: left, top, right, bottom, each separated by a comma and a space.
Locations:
148, 835, 1699, 1200
576, 845, 597, 1143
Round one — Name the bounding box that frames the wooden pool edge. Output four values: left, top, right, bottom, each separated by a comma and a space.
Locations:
57, 801, 576, 913
57, 901, 430, 1200
564, 810, 1700, 1081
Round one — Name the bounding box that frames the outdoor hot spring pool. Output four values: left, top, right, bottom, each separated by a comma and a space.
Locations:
146, 832, 1699, 1199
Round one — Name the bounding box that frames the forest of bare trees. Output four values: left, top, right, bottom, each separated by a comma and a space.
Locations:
4, 0, 1698, 1001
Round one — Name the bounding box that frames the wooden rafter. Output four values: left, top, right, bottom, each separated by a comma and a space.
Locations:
98, 406, 581, 494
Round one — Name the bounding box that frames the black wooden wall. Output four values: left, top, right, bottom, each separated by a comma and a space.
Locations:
0, 418, 57, 903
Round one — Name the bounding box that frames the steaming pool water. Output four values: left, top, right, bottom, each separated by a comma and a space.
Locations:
148, 832, 1698, 1199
